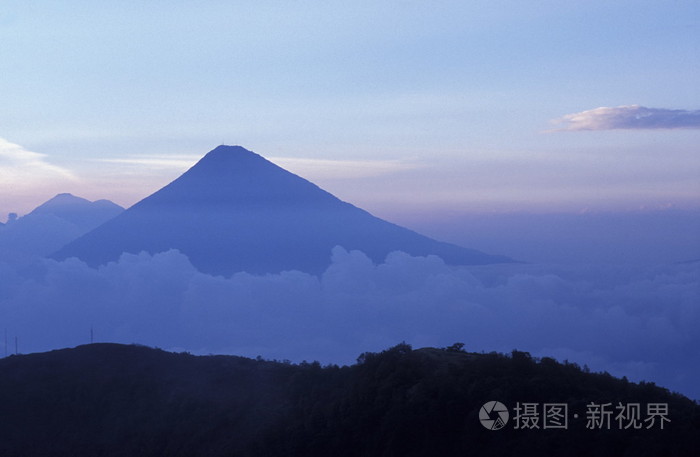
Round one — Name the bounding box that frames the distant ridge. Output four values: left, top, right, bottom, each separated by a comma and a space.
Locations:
0, 193, 123, 264
53, 145, 511, 275
28, 193, 123, 229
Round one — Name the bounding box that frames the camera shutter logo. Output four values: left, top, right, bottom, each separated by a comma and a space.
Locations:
479, 401, 509, 430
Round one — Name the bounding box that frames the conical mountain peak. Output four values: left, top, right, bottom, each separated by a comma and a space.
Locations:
53, 146, 511, 275
202, 144, 260, 159
174, 144, 277, 180
143, 145, 339, 210
192, 145, 268, 170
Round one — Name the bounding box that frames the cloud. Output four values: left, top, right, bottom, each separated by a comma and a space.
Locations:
94, 155, 201, 171
94, 155, 421, 180
0, 138, 77, 216
1, 248, 698, 399
269, 157, 423, 180
550, 105, 700, 131
0, 138, 75, 186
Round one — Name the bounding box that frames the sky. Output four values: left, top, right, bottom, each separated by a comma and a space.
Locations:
1, 0, 698, 218
0, 1, 699, 399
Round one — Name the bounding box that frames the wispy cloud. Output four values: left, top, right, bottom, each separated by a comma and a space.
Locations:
269, 157, 423, 180
0, 138, 77, 215
0, 138, 74, 184
550, 105, 700, 131
94, 155, 201, 170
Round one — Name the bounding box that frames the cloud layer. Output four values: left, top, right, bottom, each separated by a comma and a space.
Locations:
1, 248, 697, 399
551, 105, 700, 131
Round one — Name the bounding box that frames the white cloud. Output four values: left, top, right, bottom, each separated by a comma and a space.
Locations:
550, 105, 700, 131
269, 157, 423, 180
94, 155, 201, 171
1, 248, 698, 399
94, 155, 422, 180
0, 138, 77, 216
0, 138, 74, 185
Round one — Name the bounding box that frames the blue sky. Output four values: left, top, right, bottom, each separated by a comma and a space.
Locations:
1, 0, 698, 216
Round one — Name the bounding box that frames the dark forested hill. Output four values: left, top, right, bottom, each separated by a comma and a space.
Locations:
0, 343, 697, 457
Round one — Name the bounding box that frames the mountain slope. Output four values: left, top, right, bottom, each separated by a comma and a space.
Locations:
0, 343, 697, 457
53, 146, 511, 275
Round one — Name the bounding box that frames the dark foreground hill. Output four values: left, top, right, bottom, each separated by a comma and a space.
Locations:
0, 343, 697, 457
53, 146, 511, 275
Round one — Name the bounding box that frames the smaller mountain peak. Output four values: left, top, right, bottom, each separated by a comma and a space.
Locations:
30, 194, 124, 218
53, 193, 80, 200
40, 193, 89, 207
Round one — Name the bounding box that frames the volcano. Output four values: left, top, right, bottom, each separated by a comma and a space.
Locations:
53, 146, 511, 275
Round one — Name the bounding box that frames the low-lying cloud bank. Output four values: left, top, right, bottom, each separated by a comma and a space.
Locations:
550, 105, 700, 131
1, 248, 698, 399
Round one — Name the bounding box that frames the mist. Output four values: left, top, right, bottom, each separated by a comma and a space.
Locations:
388, 208, 700, 265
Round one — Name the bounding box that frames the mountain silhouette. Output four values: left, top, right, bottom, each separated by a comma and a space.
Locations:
53, 146, 511, 275
0, 194, 123, 265
29, 193, 123, 229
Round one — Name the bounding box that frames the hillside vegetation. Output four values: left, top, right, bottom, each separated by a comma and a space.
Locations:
0, 343, 697, 456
